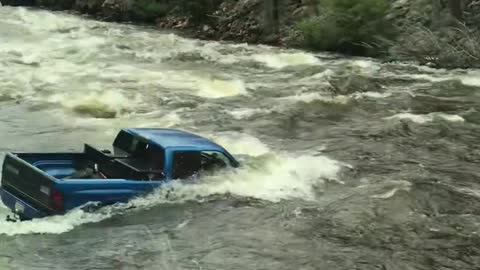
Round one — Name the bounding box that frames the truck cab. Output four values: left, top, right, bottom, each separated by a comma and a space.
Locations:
0, 128, 239, 221
110, 128, 239, 181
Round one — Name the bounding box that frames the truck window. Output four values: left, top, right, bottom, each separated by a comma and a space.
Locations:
113, 130, 150, 156
172, 150, 233, 179
172, 151, 202, 179
113, 130, 134, 155
139, 144, 165, 171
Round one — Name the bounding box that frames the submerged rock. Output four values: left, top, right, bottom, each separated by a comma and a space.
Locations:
73, 103, 118, 119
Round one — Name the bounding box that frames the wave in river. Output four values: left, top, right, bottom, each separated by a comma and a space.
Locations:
196, 78, 247, 98
45, 90, 139, 118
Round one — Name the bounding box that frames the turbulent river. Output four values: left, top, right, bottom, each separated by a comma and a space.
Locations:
1, 6, 480, 270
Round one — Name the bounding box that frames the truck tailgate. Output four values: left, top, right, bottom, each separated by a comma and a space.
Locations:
1, 153, 57, 213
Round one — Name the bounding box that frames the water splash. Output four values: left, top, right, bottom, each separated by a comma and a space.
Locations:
208, 132, 272, 156
0, 208, 112, 236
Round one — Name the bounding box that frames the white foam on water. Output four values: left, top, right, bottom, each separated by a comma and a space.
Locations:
10, 7, 105, 33
386, 112, 465, 124
126, 35, 260, 65
302, 69, 335, 81
196, 78, 247, 98
181, 153, 342, 202
371, 188, 400, 199
458, 73, 480, 87
392, 74, 447, 83
45, 89, 140, 117
455, 187, 480, 199
350, 59, 382, 74
292, 69, 336, 89
352, 91, 392, 99
393, 62, 446, 73
437, 114, 465, 123
176, 219, 190, 229
368, 179, 412, 199
392, 72, 480, 87
391, 62, 480, 87
227, 108, 272, 120
0, 208, 112, 236
385, 113, 431, 124
279, 92, 350, 104
153, 111, 183, 127
123, 68, 248, 99
208, 132, 271, 156
252, 52, 321, 69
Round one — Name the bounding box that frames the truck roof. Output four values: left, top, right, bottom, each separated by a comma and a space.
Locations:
123, 128, 226, 152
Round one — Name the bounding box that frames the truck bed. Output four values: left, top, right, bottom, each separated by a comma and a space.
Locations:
17, 152, 91, 180
1, 144, 165, 218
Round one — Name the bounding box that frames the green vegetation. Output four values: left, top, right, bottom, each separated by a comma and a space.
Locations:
131, 0, 217, 23
133, 0, 169, 22
295, 0, 395, 56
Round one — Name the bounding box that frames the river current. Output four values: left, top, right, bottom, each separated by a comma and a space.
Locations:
0, 6, 480, 270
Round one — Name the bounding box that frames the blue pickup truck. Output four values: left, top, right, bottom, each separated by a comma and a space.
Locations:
0, 128, 239, 221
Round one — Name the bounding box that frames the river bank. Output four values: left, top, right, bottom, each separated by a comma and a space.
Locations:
2, 0, 480, 68
1, 0, 302, 46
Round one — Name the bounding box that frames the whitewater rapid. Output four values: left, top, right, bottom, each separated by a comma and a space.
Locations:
0, 6, 479, 249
